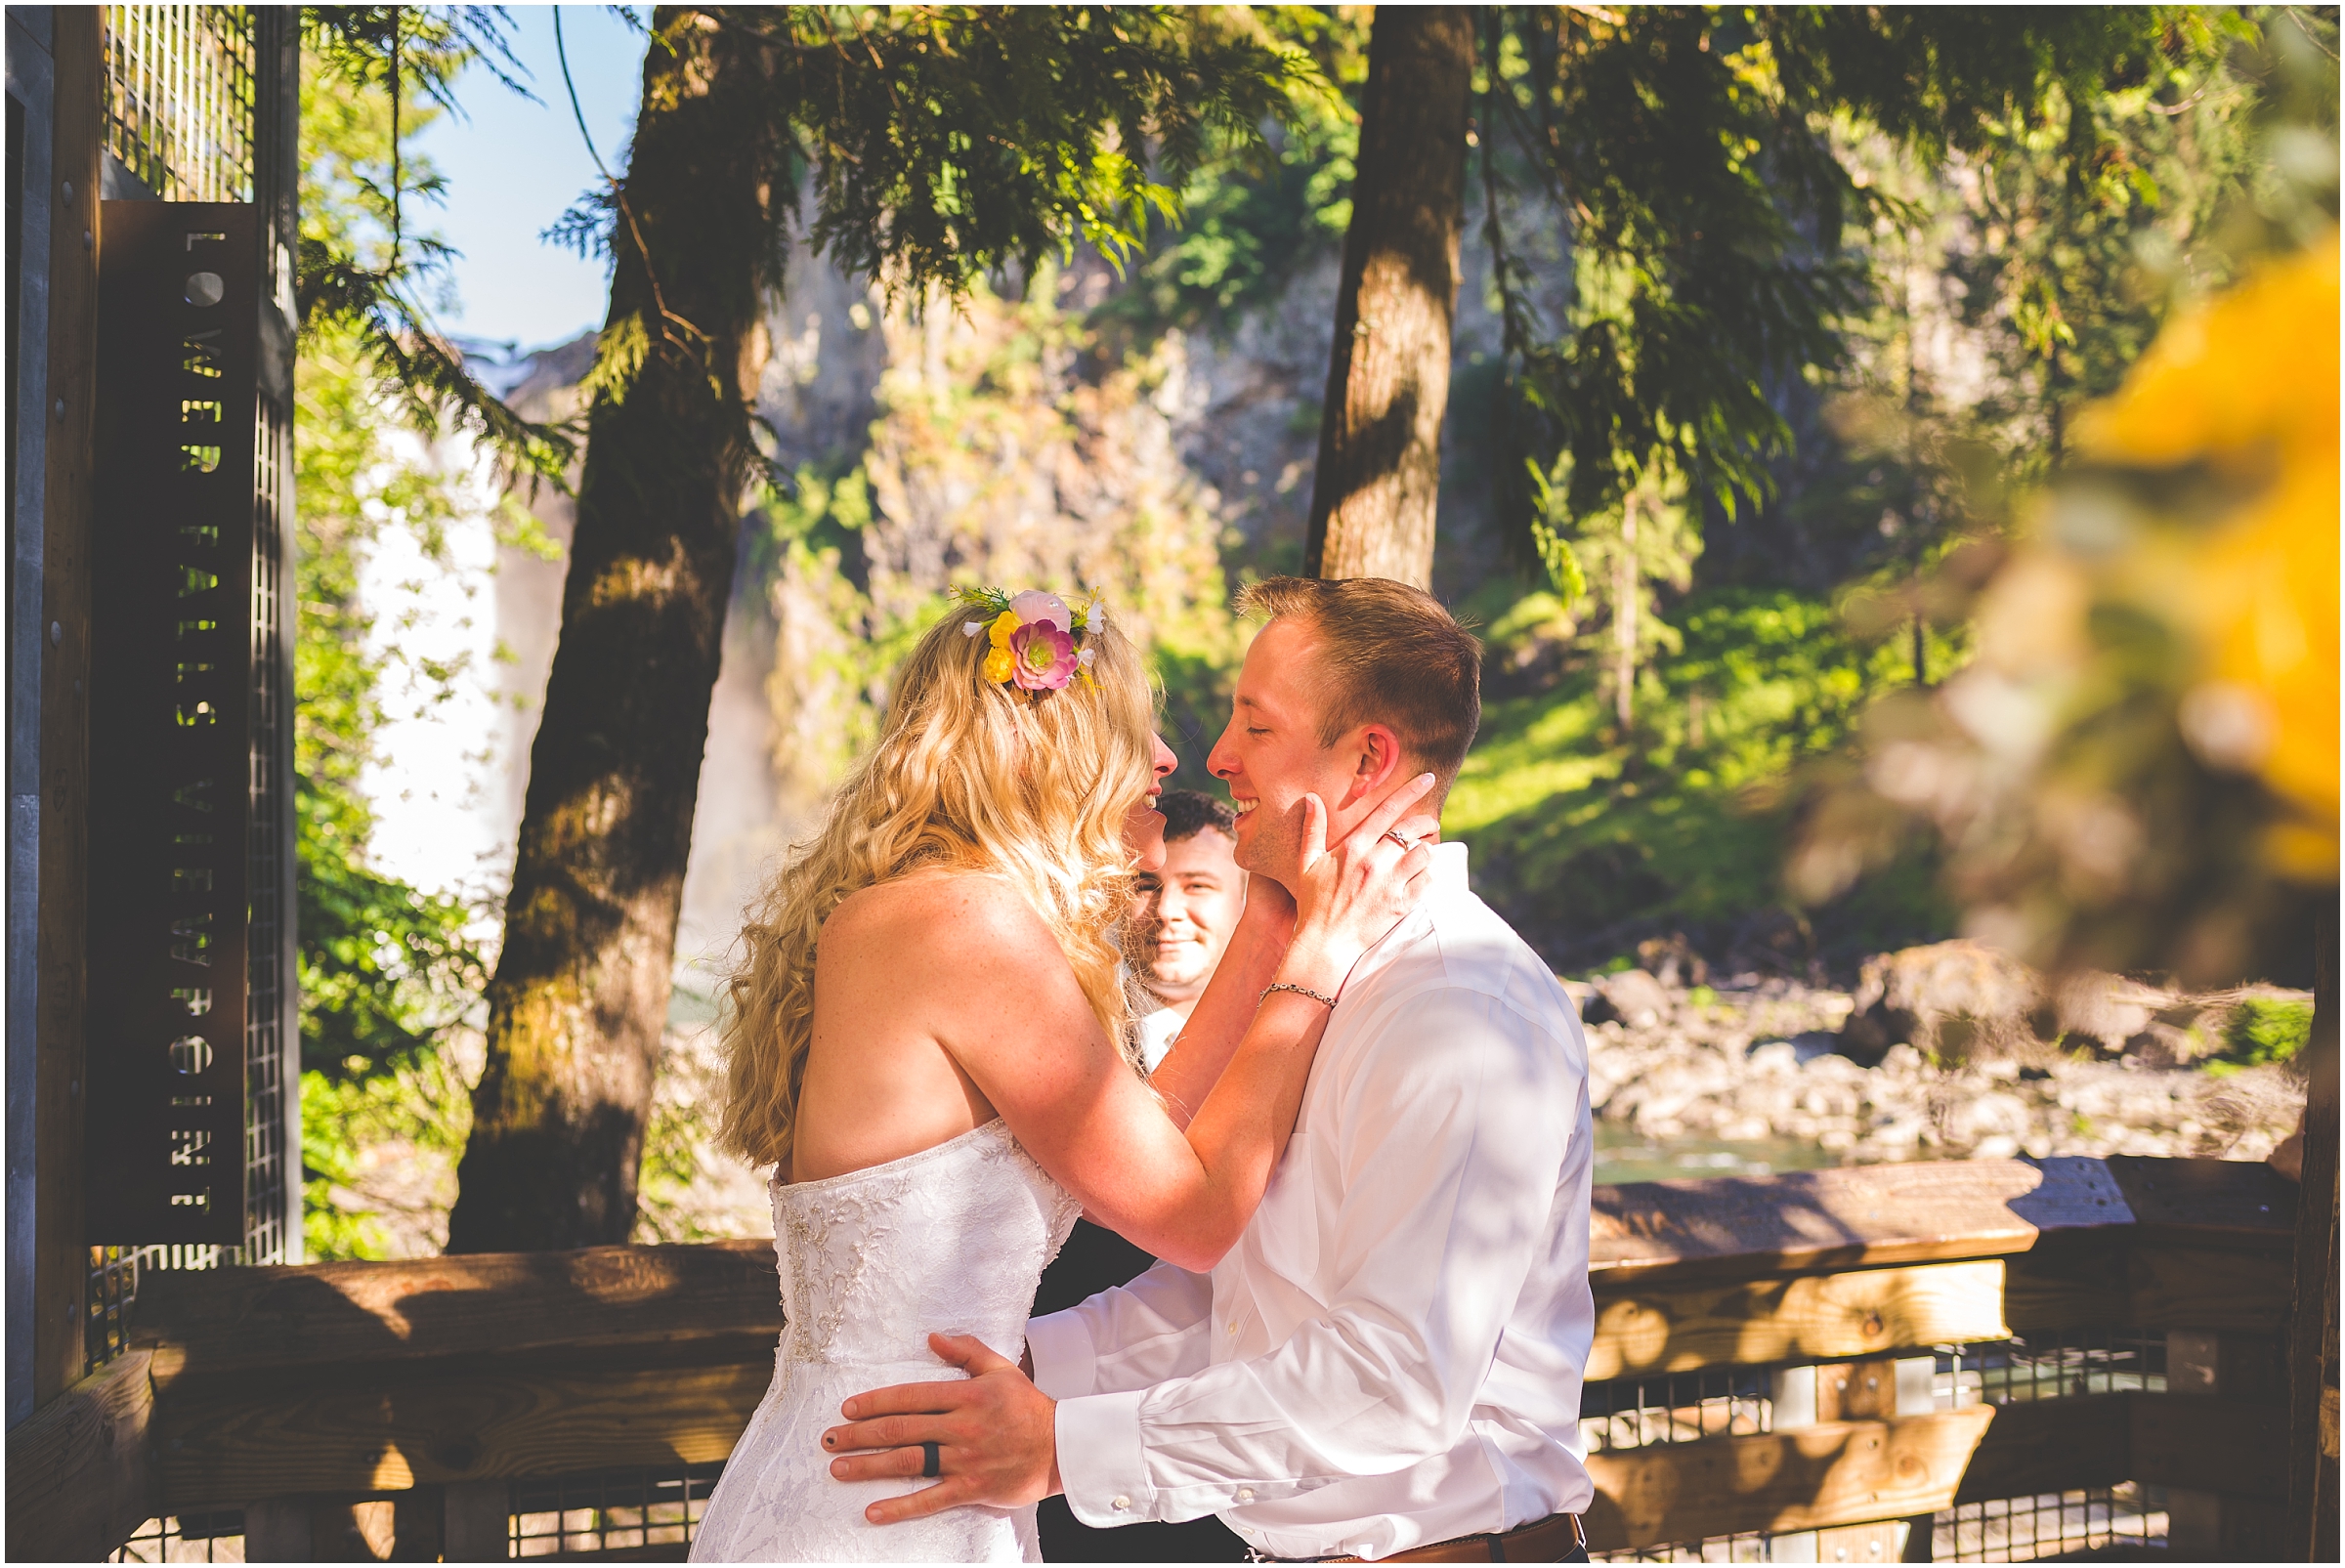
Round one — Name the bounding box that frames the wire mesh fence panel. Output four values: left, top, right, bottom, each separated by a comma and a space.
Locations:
1580, 1328, 2174, 1562
1930, 1484, 2168, 1563
110, 1510, 246, 1563
239, 390, 290, 1270
86, 1244, 222, 1368
1932, 1330, 2167, 1408
510, 1462, 727, 1559
1580, 1365, 1774, 1453
101, 6, 254, 201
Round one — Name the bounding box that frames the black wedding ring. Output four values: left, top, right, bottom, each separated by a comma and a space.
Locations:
920, 1440, 941, 1478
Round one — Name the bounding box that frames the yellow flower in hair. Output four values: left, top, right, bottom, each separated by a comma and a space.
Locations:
989, 612, 1019, 650
982, 646, 1016, 684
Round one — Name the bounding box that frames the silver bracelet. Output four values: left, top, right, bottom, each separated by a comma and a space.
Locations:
1261, 981, 1339, 1008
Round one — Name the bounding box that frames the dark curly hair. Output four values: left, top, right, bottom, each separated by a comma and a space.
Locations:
1158, 787, 1237, 846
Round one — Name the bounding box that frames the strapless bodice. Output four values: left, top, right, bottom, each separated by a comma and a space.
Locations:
692, 1120, 1082, 1562
770, 1119, 1083, 1371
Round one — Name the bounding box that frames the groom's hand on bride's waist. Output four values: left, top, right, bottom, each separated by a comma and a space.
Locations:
821, 1332, 1061, 1523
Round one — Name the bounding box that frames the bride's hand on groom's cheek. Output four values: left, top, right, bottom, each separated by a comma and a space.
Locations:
820, 1332, 1061, 1522
1286, 776, 1439, 974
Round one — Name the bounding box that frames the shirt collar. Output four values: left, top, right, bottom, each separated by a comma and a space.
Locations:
1427, 839, 1469, 899
1343, 841, 1469, 996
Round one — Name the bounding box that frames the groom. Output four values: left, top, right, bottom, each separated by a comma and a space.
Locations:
824, 576, 1597, 1563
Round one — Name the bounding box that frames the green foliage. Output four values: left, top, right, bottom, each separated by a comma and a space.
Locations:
1095, 8, 1369, 337
1449, 585, 1957, 961
1872, 9, 2291, 481
297, 6, 571, 479
796, 8, 1308, 292
1783, 11, 2339, 986
1414, 9, 2337, 975
295, 46, 503, 1254
551, 6, 1311, 418
300, 1050, 473, 1261
1105, 116, 1355, 334
1475, 5, 2195, 564
2218, 996, 2315, 1068
295, 327, 493, 1259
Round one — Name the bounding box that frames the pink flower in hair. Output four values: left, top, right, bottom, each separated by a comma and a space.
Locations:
1008, 620, 1079, 691
1008, 589, 1073, 631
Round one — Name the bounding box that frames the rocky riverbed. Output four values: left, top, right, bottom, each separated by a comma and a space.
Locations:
1571, 965, 2308, 1170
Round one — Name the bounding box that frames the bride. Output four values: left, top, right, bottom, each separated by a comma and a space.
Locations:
687, 589, 1434, 1562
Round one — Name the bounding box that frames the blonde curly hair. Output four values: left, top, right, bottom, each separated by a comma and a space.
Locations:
716, 604, 1156, 1170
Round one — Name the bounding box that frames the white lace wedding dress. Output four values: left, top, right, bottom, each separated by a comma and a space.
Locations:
690, 1119, 1083, 1562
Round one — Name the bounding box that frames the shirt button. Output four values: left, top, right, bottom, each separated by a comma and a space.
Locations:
1226, 1321, 1240, 1335
1111, 1496, 1131, 1512
1236, 1488, 1256, 1504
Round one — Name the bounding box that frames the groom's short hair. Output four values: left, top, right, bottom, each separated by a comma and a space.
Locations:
1235, 576, 1481, 785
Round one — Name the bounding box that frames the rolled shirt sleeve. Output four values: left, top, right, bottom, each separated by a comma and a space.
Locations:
1053, 987, 1574, 1528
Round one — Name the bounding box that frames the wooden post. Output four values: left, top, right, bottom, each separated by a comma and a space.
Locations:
2286, 902, 2340, 1560
241, 1497, 311, 1561
1, 1347, 156, 1559
389, 1484, 446, 1562
246, 1495, 408, 1562
33, 0, 103, 1413
443, 1479, 510, 1562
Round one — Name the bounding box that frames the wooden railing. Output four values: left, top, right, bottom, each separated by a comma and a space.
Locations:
9, 1155, 2299, 1561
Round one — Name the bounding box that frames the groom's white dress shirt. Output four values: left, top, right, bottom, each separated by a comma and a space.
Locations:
1134, 1001, 1184, 1075
1029, 843, 1595, 1562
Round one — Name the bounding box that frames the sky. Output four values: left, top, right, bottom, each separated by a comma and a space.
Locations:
409, 5, 648, 359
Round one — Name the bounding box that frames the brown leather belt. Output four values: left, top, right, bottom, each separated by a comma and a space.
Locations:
1300, 1511, 1588, 1563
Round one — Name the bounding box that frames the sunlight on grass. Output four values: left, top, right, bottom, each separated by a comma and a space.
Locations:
1450, 587, 1957, 961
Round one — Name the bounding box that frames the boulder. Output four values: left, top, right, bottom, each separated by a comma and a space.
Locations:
2038, 969, 2171, 1056
1581, 968, 1674, 1030
1636, 932, 1710, 988
1727, 907, 1814, 977
1836, 939, 2044, 1066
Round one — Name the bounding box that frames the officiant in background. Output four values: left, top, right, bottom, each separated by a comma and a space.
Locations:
1033, 790, 1254, 1561
1129, 792, 1251, 1074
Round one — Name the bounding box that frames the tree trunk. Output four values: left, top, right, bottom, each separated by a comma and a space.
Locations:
2287, 901, 2339, 1558
447, 13, 775, 1252
1303, 7, 1472, 589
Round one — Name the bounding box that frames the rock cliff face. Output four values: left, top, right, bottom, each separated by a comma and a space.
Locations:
756, 261, 1243, 808
748, 227, 1536, 798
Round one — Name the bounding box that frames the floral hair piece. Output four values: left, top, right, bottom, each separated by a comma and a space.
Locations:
953, 586, 1107, 693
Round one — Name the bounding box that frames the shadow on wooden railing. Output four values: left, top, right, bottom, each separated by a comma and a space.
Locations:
10, 1155, 2299, 1562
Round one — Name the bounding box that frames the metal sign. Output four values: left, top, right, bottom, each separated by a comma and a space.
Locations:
86, 201, 256, 1244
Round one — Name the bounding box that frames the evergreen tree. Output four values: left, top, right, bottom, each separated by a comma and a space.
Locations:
1301, 6, 2197, 589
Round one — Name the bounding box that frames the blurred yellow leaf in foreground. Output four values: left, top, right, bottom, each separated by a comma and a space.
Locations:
2077, 231, 2340, 878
